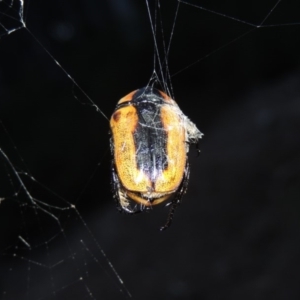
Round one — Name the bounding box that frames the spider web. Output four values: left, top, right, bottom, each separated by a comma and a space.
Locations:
1, 0, 300, 299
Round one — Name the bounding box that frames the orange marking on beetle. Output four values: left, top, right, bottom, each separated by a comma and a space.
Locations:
159, 90, 173, 103
127, 191, 171, 206
154, 105, 186, 192
110, 105, 152, 192
117, 90, 137, 104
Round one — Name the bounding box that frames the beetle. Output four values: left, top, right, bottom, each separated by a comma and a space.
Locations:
110, 86, 203, 230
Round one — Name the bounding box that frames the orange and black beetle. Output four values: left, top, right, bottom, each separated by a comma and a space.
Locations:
110, 87, 202, 230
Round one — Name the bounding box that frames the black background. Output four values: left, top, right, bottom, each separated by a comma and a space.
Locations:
0, 0, 300, 299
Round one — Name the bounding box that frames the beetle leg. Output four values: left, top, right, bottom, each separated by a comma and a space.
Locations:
160, 161, 190, 231
195, 140, 201, 156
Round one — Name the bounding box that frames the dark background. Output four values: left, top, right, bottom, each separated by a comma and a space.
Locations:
0, 0, 300, 299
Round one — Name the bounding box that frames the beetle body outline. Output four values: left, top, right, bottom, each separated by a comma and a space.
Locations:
110, 87, 202, 230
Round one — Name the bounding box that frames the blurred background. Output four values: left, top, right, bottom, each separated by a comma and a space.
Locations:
0, 0, 300, 299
